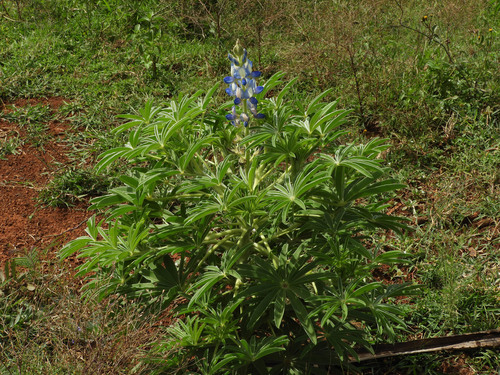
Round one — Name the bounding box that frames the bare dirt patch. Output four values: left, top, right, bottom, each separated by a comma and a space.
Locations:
0, 98, 93, 265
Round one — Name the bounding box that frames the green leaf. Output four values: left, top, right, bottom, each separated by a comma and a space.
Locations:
59, 236, 93, 260
188, 266, 225, 307
247, 290, 280, 330
258, 71, 286, 98
273, 291, 286, 328
119, 175, 139, 189
289, 294, 317, 344
346, 179, 406, 201
276, 77, 298, 108
201, 82, 221, 110
179, 136, 217, 172
185, 203, 219, 224
306, 89, 333, 115
95, 147, 131, 173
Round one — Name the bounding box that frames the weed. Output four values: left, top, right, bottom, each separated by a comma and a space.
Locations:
38, 166, 116, 207
0, 103, 53, 147
0, 254, 171, 374
1, 103, 52, 125
0, 131, 23, 159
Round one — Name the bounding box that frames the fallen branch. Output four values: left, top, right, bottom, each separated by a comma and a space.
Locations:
353, 329, 500, 362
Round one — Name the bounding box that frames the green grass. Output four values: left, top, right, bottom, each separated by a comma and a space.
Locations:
0, 0, 499, 372
38, 166, 116, 207
0, 132, 23, 159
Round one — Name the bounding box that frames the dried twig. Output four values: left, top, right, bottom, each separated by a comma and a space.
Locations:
352, 329, 500, 362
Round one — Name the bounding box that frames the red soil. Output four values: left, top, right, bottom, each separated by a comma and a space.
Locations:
0, 97, 93, 266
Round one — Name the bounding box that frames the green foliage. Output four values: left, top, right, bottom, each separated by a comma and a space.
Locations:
0, 254, 39, 336
38, 166, 115, 207
60, 74, 416, 372
0, 132, 23, 159
1, 103, 52, 125
130, 11, 164, 79
1, 104, 53, 147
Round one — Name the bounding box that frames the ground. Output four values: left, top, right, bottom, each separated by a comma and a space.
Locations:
0, 97, 92, 266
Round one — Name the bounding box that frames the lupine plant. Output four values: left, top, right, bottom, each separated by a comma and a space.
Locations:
61, 43, 416, 373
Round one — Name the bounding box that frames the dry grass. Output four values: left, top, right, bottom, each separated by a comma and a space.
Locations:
0, 261, 173, 374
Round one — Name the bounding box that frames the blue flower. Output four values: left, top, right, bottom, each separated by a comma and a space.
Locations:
224, 40, 264, 127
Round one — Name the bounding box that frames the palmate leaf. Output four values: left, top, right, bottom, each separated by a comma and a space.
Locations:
257, 71, 286, 99
152, 116, 193, 147
153, 254, 183, 291
317, 108, 352, 136
228, 335, 288, 364
323, 323, 372, 362
332, 205, 409, 235
133, 254, 187, 302
214, 156, 233, 185
165, 89, 204, 121
305, 89, 334, 114
289, 294, 317, 344
181, 156, 233, 194
368, 301, 407, 338
242, 105, 294, 151
238, 286, 279, 327
192, 301, 243, 348
139, 168, 180, 189
267, 163, 329, 222
237, 157, 259, 193
90, 186, 137, 208
148, 223, 192, 243
366, 212, 410, 234
178, 136, 217, 172
273, 290, 286, 329
59, 216, 101, 260
94, 146, 132, 173
168, 315, 206, 347
240, 129, 273, 150
275, 77, 299, 109
308, 279, 379, 326
356, 137, 391, 158
257, 129, 303, 167
94, 142, 162, 172
238, 253, 325, 342
246, 289, 280, 330
59, 236, 94, 260
344, 178, 406, 201
295, 101, 349, 137
114, 100, 163, 134
202, 350, 238, 375
178, 176, 218, 194
320, 153, 383, 178
188, 265, 225, 308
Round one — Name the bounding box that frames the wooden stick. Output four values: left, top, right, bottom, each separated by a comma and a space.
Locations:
352, 329, 500, 362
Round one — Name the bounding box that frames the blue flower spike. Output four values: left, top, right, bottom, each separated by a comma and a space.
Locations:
224, 40, 264, 127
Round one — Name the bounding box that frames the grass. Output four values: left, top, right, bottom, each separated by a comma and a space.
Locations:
0, 0, 499, 372
0, 132, 23, 159
38, 166, 116, 207
0, 255, 170, 374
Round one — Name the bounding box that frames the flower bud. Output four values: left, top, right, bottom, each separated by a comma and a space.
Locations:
232, 39, 245, 61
